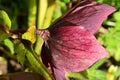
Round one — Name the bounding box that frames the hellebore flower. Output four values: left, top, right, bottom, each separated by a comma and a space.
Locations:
36, 0, 116, 80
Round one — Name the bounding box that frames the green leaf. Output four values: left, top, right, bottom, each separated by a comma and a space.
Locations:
22, 22, 36, 44
107, 65, 118, 80
114, 48, 120, 61
37, 0, 48, 29
0, 10, 11, 29
14, 40, 26, 65
52, 0, 67, 22
43, 0, 55, 29
0, 10, 11, 42
115, 67, 120, 78
115, 22, 120, 30
103, 29, 120, 61
0, 28, 9, 42
60, 0, 70, 3
114, 11, 120, 21
4, 39, 14, 54
27, 0, 36, 26
89, 58, 107, 70
87, 69, 106, 80
66, 71, 88, 79
92, 0, 120, 9
24, 41, 53, 80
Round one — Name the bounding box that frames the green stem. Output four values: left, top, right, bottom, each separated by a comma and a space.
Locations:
34, 0, 48, 54
36, 0, 48, 29
27, 0, 37, 26
43, 0, 55, 28
26, 48, 54, 80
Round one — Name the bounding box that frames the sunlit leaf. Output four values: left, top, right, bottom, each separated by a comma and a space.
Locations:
115, 67, 120, 78
87, 69, 106, 80
107, 65, 118, 80
89, 58, 107, 70
22, 22, 36, 44
0, 10, 11, 29
66, 71, 88, 79
52, 0, 67, 22
92, 0, 120, 9
27, 0, 36, 26
113, 11, 120, 21
101, 27, 120, 61
43, 0, 55, 28
37, 0, 48, 28
0, 10, 10, 42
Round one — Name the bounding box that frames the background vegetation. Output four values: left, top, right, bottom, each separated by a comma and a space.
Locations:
0, 0, 120, 80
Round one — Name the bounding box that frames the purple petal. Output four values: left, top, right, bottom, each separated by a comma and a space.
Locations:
47, 26, 108, 79
49, 0, 116, 34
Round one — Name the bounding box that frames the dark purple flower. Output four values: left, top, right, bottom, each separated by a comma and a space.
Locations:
36, 0, 116, 80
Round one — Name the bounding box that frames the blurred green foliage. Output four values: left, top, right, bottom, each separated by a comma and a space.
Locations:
0, 0, 120, 80
92, 0, 120, 9
98, 10, 120, 62
0, 10, 11, 29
